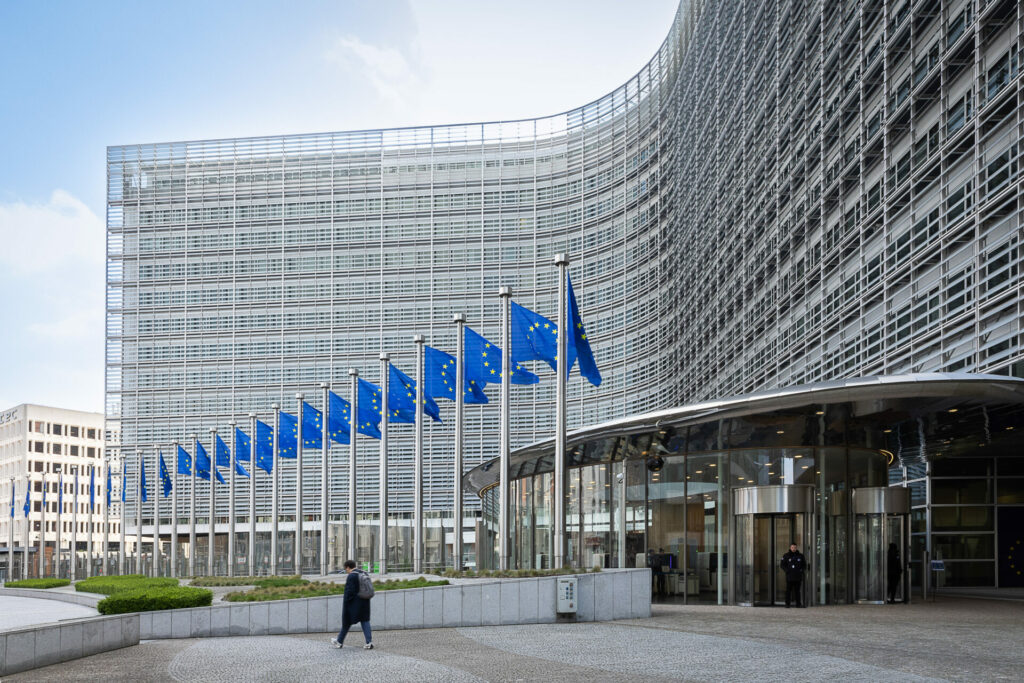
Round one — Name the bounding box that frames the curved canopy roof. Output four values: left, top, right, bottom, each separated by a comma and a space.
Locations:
465, 373, 1024, 495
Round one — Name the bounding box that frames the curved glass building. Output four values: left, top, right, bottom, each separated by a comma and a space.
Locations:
106, 0, 1024, 584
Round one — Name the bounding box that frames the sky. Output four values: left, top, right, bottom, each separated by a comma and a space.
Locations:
0, 0, 680, 414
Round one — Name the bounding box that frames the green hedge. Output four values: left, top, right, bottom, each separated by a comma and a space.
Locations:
4, 578, 71, 589
224, 577, 448, 602
97, 586, 213, 615
76, 574, 179, 595
440, 567, 600, 579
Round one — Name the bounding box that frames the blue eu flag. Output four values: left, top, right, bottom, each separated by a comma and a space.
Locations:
356, 379, 384, 439
177, 445, 192, 476
302, 402, 323, 449
106, 466, 112, 506
389, 364, 442, 423
510, 301, 564, 374
196, 442, 226, 484
256, 420, 274, 473
217, 434, 249, 476
235, 427, 251, 462
159, 451, 173, 497
328, 392, 352, 445
424, 345, 489, 404
121, 465, 126, 503
279, 411, 298, 459
90, 467, 96, 509
10, 478, 14, 518
567, 275, 602, 386
464, 326, 539, 386
24, 485, 30, 517
140, 458, 148, 502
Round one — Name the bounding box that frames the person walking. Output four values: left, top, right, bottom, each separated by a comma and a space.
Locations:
780, 543, 806, 608
887, 542, 903, 604
331, 559, 374, 649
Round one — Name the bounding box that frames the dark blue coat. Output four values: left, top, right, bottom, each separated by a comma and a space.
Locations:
342, 570, 371, 624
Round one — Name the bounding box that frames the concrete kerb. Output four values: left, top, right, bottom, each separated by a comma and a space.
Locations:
135, 568, 651, 640
0, 613, 140, 677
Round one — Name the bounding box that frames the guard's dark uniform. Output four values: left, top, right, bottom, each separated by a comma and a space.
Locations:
780, 548, 806, 607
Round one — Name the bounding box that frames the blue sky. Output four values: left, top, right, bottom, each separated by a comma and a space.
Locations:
0, 0, 679, 412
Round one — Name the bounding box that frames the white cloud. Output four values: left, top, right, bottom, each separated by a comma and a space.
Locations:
323, 35, 422, 107
0, 190, 105, 412
0, 189, 105, 275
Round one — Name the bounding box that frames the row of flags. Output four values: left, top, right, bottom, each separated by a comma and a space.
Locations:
128, 274, 600, 502
10, 468, 103, 518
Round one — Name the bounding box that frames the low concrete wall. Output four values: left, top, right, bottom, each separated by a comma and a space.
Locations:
2, 586, 101, 607
140, 569, 651, 639
0, 614, 140, 676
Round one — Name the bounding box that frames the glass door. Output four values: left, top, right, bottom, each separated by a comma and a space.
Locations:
854, 514, 884, 603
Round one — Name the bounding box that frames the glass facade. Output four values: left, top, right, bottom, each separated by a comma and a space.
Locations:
107, 1, 1024, 574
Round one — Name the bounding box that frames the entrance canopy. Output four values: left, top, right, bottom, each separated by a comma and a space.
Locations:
465, 373, 1024, 496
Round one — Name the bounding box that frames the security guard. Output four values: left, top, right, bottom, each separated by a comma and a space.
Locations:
780, 543, 806, 608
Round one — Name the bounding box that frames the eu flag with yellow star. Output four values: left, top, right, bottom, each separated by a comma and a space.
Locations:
356, 379, 384, 439
279, 411, 298, 459
567, 275, 602, 386
217, 433, 249, 477
235, 427, 251, 462
388, 364, 442, 423
177, 445, 192, 476
510, 301, 566, 374
302, 401, 324, 449
255, 420, 274, 473
159, 451, 173, 496
464, 325, 540, 387
423, 345, 489, 404
328, 391, 352, 444
196, 441, 226, 483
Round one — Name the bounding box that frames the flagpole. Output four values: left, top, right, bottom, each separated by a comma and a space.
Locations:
103, 459, 110, 576
499, 286, 512, 571
22, 475, 30, 578
38, 473, 46, 578
208, 428, 216, 577
319, 383, 329, 577
71, 469, 78, 580
295, 393, 304, 576
8, 477, 14, 581
453, 312, 466, 571
132, 453, 140, 574
553, 253, 569, 569
153, 451, 160, 578
189, 434, 197, 578
118, 460, 125, 575
228, 420, 236, 578
413, 335, 425, 574
248, 414, 256, 576
6, 479, 13, 581
348, 369, 358, 563
87, 467, 94, 578
56, 472, 62, 578
171, 441, 178, 578
379, 353, 390, 575
271, 404, 280, 576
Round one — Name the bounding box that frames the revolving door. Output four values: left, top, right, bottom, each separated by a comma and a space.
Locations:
734, 485, 815, 606
851, 487, 910, 604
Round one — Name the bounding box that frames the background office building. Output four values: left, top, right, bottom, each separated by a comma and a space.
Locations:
106, 0, 1023, 582
0, 404, 120, 580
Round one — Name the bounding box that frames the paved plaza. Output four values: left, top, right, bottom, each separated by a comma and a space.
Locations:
0, 596, 97, 632
5, 597, 1022, 681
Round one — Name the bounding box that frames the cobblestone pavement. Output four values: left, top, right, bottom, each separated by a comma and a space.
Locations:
0, 595, 98, 632
7, 597, 1022, 681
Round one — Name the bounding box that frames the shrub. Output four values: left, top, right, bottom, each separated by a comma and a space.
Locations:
440, 567, 599, 579
224, 577, 448, 602
4, 578, 71, 589
188, 575, 302, 587
254, 576, 307, 588
97, 586, 212, 615
76, 574, 179, 595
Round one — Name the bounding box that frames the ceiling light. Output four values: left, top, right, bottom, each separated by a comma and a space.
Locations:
948, 408, 958, 413
794, 454, 803, 459
883, 429, 892, 433
815, 410, 825, 415
776, 430, 785, 434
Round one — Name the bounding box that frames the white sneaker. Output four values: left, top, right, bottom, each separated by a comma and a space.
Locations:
330, 638, 341, 649
363, 643, 374, 650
